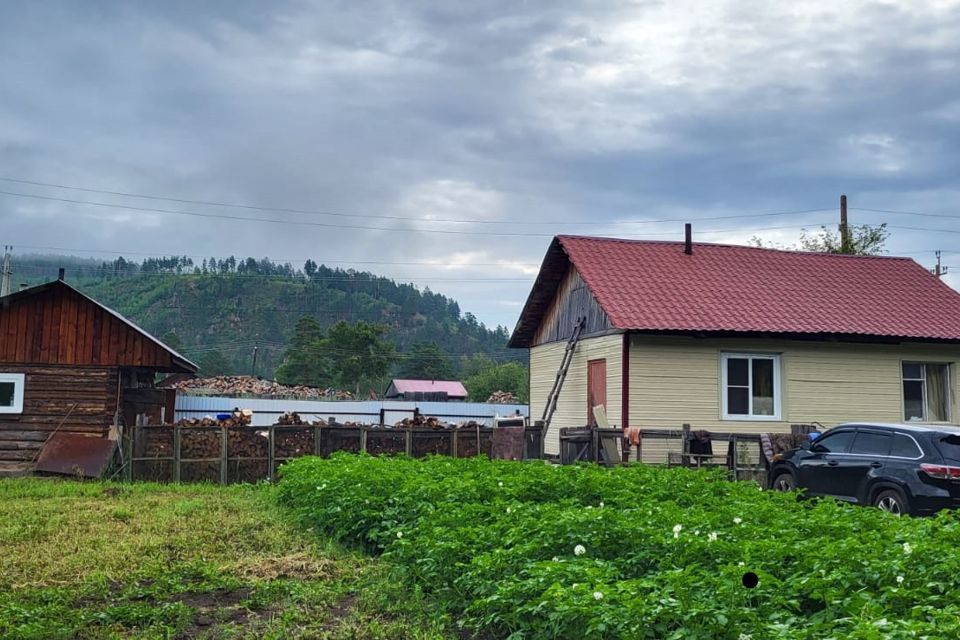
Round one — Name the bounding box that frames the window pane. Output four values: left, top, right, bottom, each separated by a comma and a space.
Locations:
727, 387, 749, 415
727, 358, 748, 386
902, 363, 923, 379
891, 434, 922, 458
925, 364, 949, 422
938, 435, 960, 463
812, 431, 854, 453
751, 359, 775, 416
0, 382, 13, 407
903, 380, 924, 421
850, 432, 891, 456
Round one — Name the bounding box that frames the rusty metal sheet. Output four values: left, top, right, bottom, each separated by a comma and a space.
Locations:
35, 433, 118, 478
491, 426, 525, 461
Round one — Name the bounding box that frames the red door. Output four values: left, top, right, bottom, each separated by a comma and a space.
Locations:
587, 359, 607, 425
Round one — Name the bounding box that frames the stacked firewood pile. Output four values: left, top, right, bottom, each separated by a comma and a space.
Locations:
394, 415, 450, 430
176, 376, 353, 400
486, 391, 520, 404
175, 408, 253, 428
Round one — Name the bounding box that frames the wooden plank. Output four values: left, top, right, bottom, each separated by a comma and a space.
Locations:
133, 332, 143, 365
29, 300, 44, 361
63, 295, 78, 364
38, 295, 53, 362
0, 305, 9, 360
75, 301, 89, 364
90, 308, 103, 365
48, 290, 63, 363
14, 302, 28, 362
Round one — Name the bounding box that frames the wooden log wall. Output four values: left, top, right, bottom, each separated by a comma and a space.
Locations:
0, 365, 118, 463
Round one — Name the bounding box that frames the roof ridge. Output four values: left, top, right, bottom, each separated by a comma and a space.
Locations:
555, 235, 915, 261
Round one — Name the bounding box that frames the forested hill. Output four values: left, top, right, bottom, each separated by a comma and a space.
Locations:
9, 254, 520, 380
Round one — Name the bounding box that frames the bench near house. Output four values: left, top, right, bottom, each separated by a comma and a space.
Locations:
509, 235, 960, 458
0, 277, 197, 475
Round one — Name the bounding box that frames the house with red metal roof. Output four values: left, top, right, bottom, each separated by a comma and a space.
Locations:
510, 235, 960, 456
384, 379, 468, 402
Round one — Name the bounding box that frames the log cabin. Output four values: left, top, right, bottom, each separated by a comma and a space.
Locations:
510, 235, 960, 458
0, 277, 197, 475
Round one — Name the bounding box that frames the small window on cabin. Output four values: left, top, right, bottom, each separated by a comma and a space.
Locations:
902, 363, 951, 422
0, 373, 25, 414
721, 353, 781, 420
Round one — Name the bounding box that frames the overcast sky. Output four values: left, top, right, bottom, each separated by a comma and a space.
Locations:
2, 0, 959, 331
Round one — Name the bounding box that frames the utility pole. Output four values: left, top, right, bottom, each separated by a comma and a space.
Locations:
932, 250, 949, 278
839, 195, 850, 254
251, 345, 259, 378
1, 245, 12, 297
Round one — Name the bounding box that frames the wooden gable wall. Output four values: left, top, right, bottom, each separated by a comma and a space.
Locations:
0, 284, 175, 369
532, 266, 615, 346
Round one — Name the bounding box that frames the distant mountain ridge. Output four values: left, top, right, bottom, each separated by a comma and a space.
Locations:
8, 254, 518, 379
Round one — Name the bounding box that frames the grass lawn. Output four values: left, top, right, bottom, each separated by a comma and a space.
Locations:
0, 478, 454, 640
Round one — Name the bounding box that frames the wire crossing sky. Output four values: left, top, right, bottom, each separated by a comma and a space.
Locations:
1, 1, 959, 328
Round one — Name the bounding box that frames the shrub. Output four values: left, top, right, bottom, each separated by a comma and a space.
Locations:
278, 455, 960, 639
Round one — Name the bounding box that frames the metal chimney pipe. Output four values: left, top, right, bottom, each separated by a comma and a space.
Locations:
57, 267, 65, 281
684, 223, 693, 255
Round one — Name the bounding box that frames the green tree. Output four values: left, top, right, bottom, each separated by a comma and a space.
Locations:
275, 316, 333, 387
197, 350, 232, 376
750, 223, 889, 255
798, 223, 889, 255
321, 321, 395, 393
161, 331, 183, 352
397, 343, 454, 380
464, 362, 529, 403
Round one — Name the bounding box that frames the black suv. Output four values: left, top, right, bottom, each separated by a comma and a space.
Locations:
768, 423, 960, 516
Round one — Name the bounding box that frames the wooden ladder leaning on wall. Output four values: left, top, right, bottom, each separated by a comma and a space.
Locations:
540, 317, 586, 446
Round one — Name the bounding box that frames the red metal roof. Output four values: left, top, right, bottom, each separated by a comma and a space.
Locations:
388, 379, 468, 396
511, 236, 960, 346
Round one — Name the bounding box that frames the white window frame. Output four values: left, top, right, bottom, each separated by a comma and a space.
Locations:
720, 353, 781, 421
901, 362, 951, 423
0, 373, 25, 414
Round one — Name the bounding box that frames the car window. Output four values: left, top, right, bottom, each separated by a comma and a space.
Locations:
936, 434, 960, 462
890, 433, 922, 458
850, 431, 892, 456
811, 430, 854, 453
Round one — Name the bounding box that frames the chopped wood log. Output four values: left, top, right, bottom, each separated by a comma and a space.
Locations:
174, 376, 353, 400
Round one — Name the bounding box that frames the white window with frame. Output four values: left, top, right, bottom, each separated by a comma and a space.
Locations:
0, 373, 25, 414
902, 362, 951, 422
721, 353, 781, 420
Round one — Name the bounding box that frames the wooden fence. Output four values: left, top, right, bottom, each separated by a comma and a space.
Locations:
125, 423, 544, 483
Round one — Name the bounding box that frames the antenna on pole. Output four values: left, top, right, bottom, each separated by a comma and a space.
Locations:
933, 250, 949, 278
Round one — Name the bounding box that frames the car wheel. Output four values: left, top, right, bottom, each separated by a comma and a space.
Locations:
771, 472, 796, 492
874, 489, 908, 516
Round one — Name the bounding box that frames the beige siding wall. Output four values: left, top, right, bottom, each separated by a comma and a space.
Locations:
629, 336, 960, 462
530, 333, 623, 455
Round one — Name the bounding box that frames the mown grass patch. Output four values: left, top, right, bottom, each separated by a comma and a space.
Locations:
0, 478, 452, 640
279, 454, 960, 639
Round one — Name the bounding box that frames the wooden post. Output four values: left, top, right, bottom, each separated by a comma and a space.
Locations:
173, 425, 181, 483
314, 424, 322, 457
360, 427, 368, 453
636, 431, 642, 465
730, 434, 739, 482
268, 425, 275, 481
219, 427, 228, 485
124, 426, 134, 482
681, 423, 691, 466
451, 428, 458, 457
839, 194, 850, 254
405, 429, 412, 456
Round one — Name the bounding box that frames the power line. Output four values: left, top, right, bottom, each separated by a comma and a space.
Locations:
0, 188, 842, 238
0, 175, 835, 227
852, 206, 960, 221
